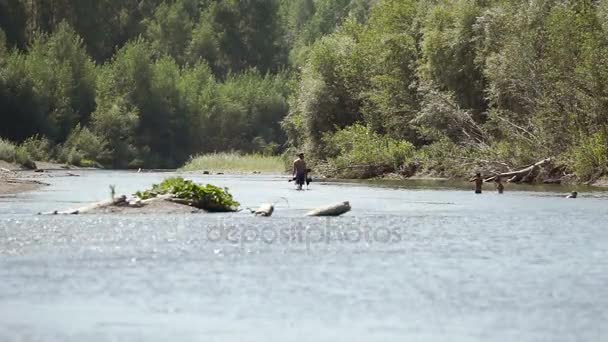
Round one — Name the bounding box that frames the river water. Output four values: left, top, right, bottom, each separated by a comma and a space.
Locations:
1, 171, 607, 342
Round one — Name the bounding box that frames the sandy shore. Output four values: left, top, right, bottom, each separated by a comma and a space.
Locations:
0, 178, 45, 195
0, 171, 50, 195
0, 160, 80, 195
1, 161, 43, 195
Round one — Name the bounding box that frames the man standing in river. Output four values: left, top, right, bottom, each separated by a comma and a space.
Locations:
470, 172, 483, 194
293, 153, 307, 190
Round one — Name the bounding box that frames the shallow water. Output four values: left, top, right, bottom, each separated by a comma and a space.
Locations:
1, 171, 607, 341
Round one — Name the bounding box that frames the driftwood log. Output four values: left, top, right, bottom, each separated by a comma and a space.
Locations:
484, 158, 552, 184
246, 203, 274, 217
307, 201, 351, 217
39, 194, 201, 215
40, 195, 128, 215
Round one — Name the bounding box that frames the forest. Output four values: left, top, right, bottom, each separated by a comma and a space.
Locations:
1, 0, 607, 181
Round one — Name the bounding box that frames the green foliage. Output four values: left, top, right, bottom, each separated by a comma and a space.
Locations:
145, 0, 197, 64
420, 0, 485, 113
0, 138, 17, 162
415, 138, 469, 178
135, 177, 240, 212
285, 33, 362, 157
90, 99, 139, 168
0, 137, 45, 168
0, 28, 6, 58
14, 146, 36, 169
2, 0, 608, 181
567, 132, 608, 181
322, 124, 415, 178
59, 125, 109, 166
213, 71, 289, 153
19, 135, 53, 162
415, 137, 543, 179
0, 22, 96, 142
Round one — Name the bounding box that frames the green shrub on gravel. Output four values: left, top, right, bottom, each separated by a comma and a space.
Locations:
135, 177, 240, 212
14, 146, 36, 169
0, 138, 16, 162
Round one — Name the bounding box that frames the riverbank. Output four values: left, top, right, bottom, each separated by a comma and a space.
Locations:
0, 160, 89, 195
313, 155, 608, 188
0, 176, 45, 195
1, 161, 43, 195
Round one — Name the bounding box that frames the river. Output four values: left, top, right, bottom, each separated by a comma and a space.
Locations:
1, 171, 607, 341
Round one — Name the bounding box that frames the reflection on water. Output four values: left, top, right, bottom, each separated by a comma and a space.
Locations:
0, 171, 607, 342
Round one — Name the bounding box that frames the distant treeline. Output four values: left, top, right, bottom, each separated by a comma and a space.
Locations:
1, 0, 607, 180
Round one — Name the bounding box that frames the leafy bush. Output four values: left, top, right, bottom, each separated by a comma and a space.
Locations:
19, 135, 53, 161
322, 124, 415, 178
59, 124, 109, 166
0, 138, 17, 162
135, 177, 240, 212
14, 146, 36, 169
1, 136, 45, 169
415, 138, 470, 178
567, 132, 608, 181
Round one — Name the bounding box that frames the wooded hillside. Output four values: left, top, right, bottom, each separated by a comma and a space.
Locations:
1, 0, 606, 180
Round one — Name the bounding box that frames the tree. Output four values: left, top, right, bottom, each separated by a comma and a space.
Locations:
145, 0, 197, 64
420, 0, 486, 117
0, 0, 27, 48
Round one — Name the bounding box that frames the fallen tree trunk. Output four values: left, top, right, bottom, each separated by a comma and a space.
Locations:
164, 197, 195, 207
40, 195, 128, 215
250, 203, 274, 217
484, 158, 552, 183
307, 201, 351, 217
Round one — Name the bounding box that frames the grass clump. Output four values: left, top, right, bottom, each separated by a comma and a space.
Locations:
58, 125, 109, 167
14, 147, 37, 169
181, 152, 285, 173
19, 135, 53, 162
135, 177, 240, 212
0, 138, 17, 162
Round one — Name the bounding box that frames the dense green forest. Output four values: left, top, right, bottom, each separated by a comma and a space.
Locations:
1, 0, 607, 181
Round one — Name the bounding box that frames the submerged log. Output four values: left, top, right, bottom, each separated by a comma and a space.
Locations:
484, 158, 552, 184
41, 195, 128, 215
6, 179, 50, 186
252, 203, 274, 217
307, 201, 351, 217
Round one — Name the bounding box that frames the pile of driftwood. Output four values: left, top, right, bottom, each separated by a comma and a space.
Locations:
39, 193, 199, 215
484, 158, 554, 183
41, 193, 352, 217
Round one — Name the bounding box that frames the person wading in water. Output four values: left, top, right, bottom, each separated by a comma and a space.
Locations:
470, 172, 483, 194
292, 153, 308, 190
495, 175, 504, 194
